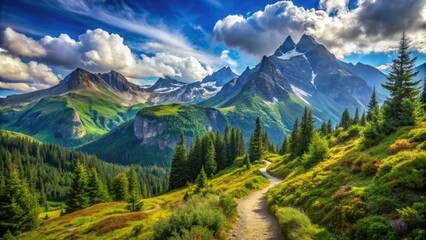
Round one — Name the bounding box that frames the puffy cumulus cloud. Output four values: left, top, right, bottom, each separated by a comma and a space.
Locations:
0, 51, 59, 92
2, 27, 46, 57
213, 0, 426, 59
2, 28, 214, 84
134, 53, 213, 83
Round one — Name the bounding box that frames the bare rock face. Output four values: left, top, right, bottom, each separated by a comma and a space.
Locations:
134, 115, 176, 150
55, 109, 86, 139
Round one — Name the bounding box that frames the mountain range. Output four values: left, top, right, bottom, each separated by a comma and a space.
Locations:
0, 34, 399, 166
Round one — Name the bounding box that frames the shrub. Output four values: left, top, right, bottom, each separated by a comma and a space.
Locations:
341, 198, 366, 223
352, 216, 395, 240
218, 193, 237, 218
387, 139, 411, 155
303, 132, 329, 168
397, 207, 423, 229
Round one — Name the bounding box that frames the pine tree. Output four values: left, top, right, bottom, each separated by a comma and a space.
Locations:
112, 173, 129, 201
237, 129, 246, 156
204, 138, 217, 177
195, 167, 208, 192
320, 122, 328, 136
367, 88, 379, 121
289, 119, 300, 158
127, 166, 142, 211
214, 131, 227, 171
249, 117, 264, 162
87, 167, 109, 205
229, 128, 238, 164
382, 32, 420, 131
0, 164, 39, 236
244, 154, 251, 170
353, 108, 360, 125
168, 132, 187, 190
299, 108, 314, 155
279, 136, 289, 155
327, 119, 333, 133
360, 111, 367, 126
339, 109, 351, 130
187, 135, 203, 181
66, 160, 89, 213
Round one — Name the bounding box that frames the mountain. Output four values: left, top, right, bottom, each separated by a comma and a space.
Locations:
202, 66, 238, 86
147, 77, 186, 93
415, 62, 426, 81
202, 34, 381, 142
0, 68, 148, 146
78, 104, 227, 166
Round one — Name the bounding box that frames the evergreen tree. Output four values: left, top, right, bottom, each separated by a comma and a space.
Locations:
320, 122, 328, 136
229, 128, 238, 164
360, 111, 367, 126
66, 160, 89, 213
279, 136, 289, 155
244, 154, 251, 170
327, 119, 333, 134
187, 135, 203, 181
87, 167, 109, 205
367, 88, 379, 121
214, 131, 227, 171
303, 132, 329, 168
237, 129, 246, 156
289, 119, 300, 158
127, 166, 142, 211
353, 108, 360, 125
112, 173, 129, 201
168, 132, 187, 190
382, 32, 420, 131
421, 78, 426, 111
0, 164, 39, 236
299, 108, 314, 154
203, 138, 217, 177
195, 167, 208, 192
339, 109, 351, 130
249, 117, 264, 162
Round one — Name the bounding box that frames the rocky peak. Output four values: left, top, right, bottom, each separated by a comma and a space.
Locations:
296, 34, 319, 52
147, 77, 186, 92
273, 35, 296, 56
97, 70, 140, 92
59, 68, 103, 91
202, 66, 238, 86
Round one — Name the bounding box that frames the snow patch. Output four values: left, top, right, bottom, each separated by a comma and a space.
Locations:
154, 87, 180, 93
291, 84, 311, 105
278, 48, 303, 60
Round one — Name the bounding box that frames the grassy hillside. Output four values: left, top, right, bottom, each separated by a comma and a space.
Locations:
266, 120, 426, 239
19, 158, 269, 239
0, 89, 146, 147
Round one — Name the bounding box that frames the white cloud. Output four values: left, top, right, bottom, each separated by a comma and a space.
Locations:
3, 27, 46, 57
220, 50, 238, 67
213, 0, 426, 59
2, 28, 213, 84
0, 52, 59, 92
376, 64, 391, 71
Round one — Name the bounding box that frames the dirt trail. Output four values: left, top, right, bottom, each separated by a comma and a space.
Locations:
230, 161, 283, 240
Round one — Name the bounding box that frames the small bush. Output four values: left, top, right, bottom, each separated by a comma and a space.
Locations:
388, 139, 411, 155
397, 207, 423, 229
341, 198, 366, 223
218, 193, 237, 218
352, 216, 395, 240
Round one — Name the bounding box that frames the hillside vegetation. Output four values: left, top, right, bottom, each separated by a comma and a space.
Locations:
267, 120, 426, 239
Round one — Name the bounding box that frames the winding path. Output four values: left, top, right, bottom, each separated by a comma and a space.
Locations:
230, 161, 284, 240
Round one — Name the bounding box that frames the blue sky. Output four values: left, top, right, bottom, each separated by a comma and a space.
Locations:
1, 0, 426, 96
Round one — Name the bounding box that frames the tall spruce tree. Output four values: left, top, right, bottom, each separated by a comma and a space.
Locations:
0, 164, 39, 236
112, 173, 129, 201
66, 160, 89, 213
360, 111, 367, 126
339, 109, 351, 130
327, 119, 333, 134
214, 131, 227, 171
87, 167, 110, 205
168, 132, 187, 190
249, 117, 264, 162
320, 122, 328, 136
127, 166, 142, 211
353, 108, 360, 125
367, 88, 379, 121
237, 129, 246, 156
279, 136, 289, 155
187, 135, 203, 181
195, 167, 208, 192
204, 138, 217, 177
299, 108, 314, 155
382, 32, 420, 131
289, 119, 300, 158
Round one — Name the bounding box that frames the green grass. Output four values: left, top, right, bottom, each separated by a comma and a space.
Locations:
19, 158, 272, 239
266, 121, 426, 239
